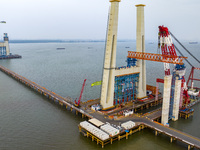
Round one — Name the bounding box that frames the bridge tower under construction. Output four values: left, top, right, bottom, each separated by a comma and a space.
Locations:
0, 33, 10, 56
100, 1, 147, 110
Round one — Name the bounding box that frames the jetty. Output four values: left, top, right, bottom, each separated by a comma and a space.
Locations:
0, 65, 200, 149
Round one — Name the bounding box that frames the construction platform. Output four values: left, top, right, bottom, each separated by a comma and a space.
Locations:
0, 65, 200, 149
179, 108, 194, 119
79, 121, 143, 148
0, 54, 22, 59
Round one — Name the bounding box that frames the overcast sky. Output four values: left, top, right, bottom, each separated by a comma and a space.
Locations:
0, 0, 200, 41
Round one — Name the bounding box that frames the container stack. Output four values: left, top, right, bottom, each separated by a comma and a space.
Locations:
121, 121, 135, 130
80, 121, 109, 141
100, 124, 119, 136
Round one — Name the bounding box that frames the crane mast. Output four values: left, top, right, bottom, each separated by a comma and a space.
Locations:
158, 26, 192, 109
158, 26, 178, 76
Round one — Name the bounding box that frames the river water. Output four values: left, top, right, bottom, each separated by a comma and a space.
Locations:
0, 41, 199, 150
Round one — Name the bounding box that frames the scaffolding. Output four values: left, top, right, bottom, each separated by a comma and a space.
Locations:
127, 57, 137, 68
114, 73, 139, 105
0, 46, 6, 56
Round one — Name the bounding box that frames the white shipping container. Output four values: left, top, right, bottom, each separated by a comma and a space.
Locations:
80, 121, 109, 141
121, 121, 135, 130
100, 124, 119, 136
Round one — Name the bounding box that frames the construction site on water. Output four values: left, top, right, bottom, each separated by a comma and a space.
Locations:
0, 0, 200, 149
70, 1, 200, 148
0, 32, 21, 59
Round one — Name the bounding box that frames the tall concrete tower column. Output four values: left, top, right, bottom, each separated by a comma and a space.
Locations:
161, 75, 172, 125
4, 33, 10, 55
100, 0, 120, 109
172, 77, 181, 121
135, 4, 146, 99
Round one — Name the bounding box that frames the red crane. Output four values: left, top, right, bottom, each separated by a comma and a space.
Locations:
75, 79, 87, 107
158, 26, 191, 107
187, 67, 200, 88
158, 25, 179, 76
168, 31, 200, 106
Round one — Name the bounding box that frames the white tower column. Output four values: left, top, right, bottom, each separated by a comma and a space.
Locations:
4, 33, 10, 55
172, 77, 181, 121
161, 75, 172, 125
135, 4, 146, 99
100, 0, 120, 109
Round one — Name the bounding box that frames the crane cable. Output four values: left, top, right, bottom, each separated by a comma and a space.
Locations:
169, 31, 200, 64
173, 44, 193, 67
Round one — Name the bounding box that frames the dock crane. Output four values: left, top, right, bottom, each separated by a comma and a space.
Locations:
75, 79, 87, 107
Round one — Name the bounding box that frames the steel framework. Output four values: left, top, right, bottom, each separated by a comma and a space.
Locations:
114, 73, 139, 105
187, 67, 200, 88
127, 57, 137, 68
127, 51, 187, 65
0, 47, 6, 56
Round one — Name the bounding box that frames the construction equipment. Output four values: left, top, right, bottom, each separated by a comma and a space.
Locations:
169, 31, 200, 107
187, 67, 200, 100
75, 79, 87, 107
158, 26, 189, 110
127, 51, 186, 65
158, 26, 178, 76
187, 67, 200, 89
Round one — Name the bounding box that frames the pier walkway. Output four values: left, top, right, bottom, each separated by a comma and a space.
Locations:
0, 65, 200, 149
142, 118, 200, 149
0, 65, 93, 119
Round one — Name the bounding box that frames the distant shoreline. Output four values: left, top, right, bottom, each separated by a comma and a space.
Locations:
0, 39, 195, 44
6, 39, 135, 44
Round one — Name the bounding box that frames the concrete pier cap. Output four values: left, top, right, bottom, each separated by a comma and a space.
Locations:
135, 4, 146, 7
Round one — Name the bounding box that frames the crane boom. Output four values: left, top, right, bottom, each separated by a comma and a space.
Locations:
75, 79, 87, 107
127, 51, 186, 64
